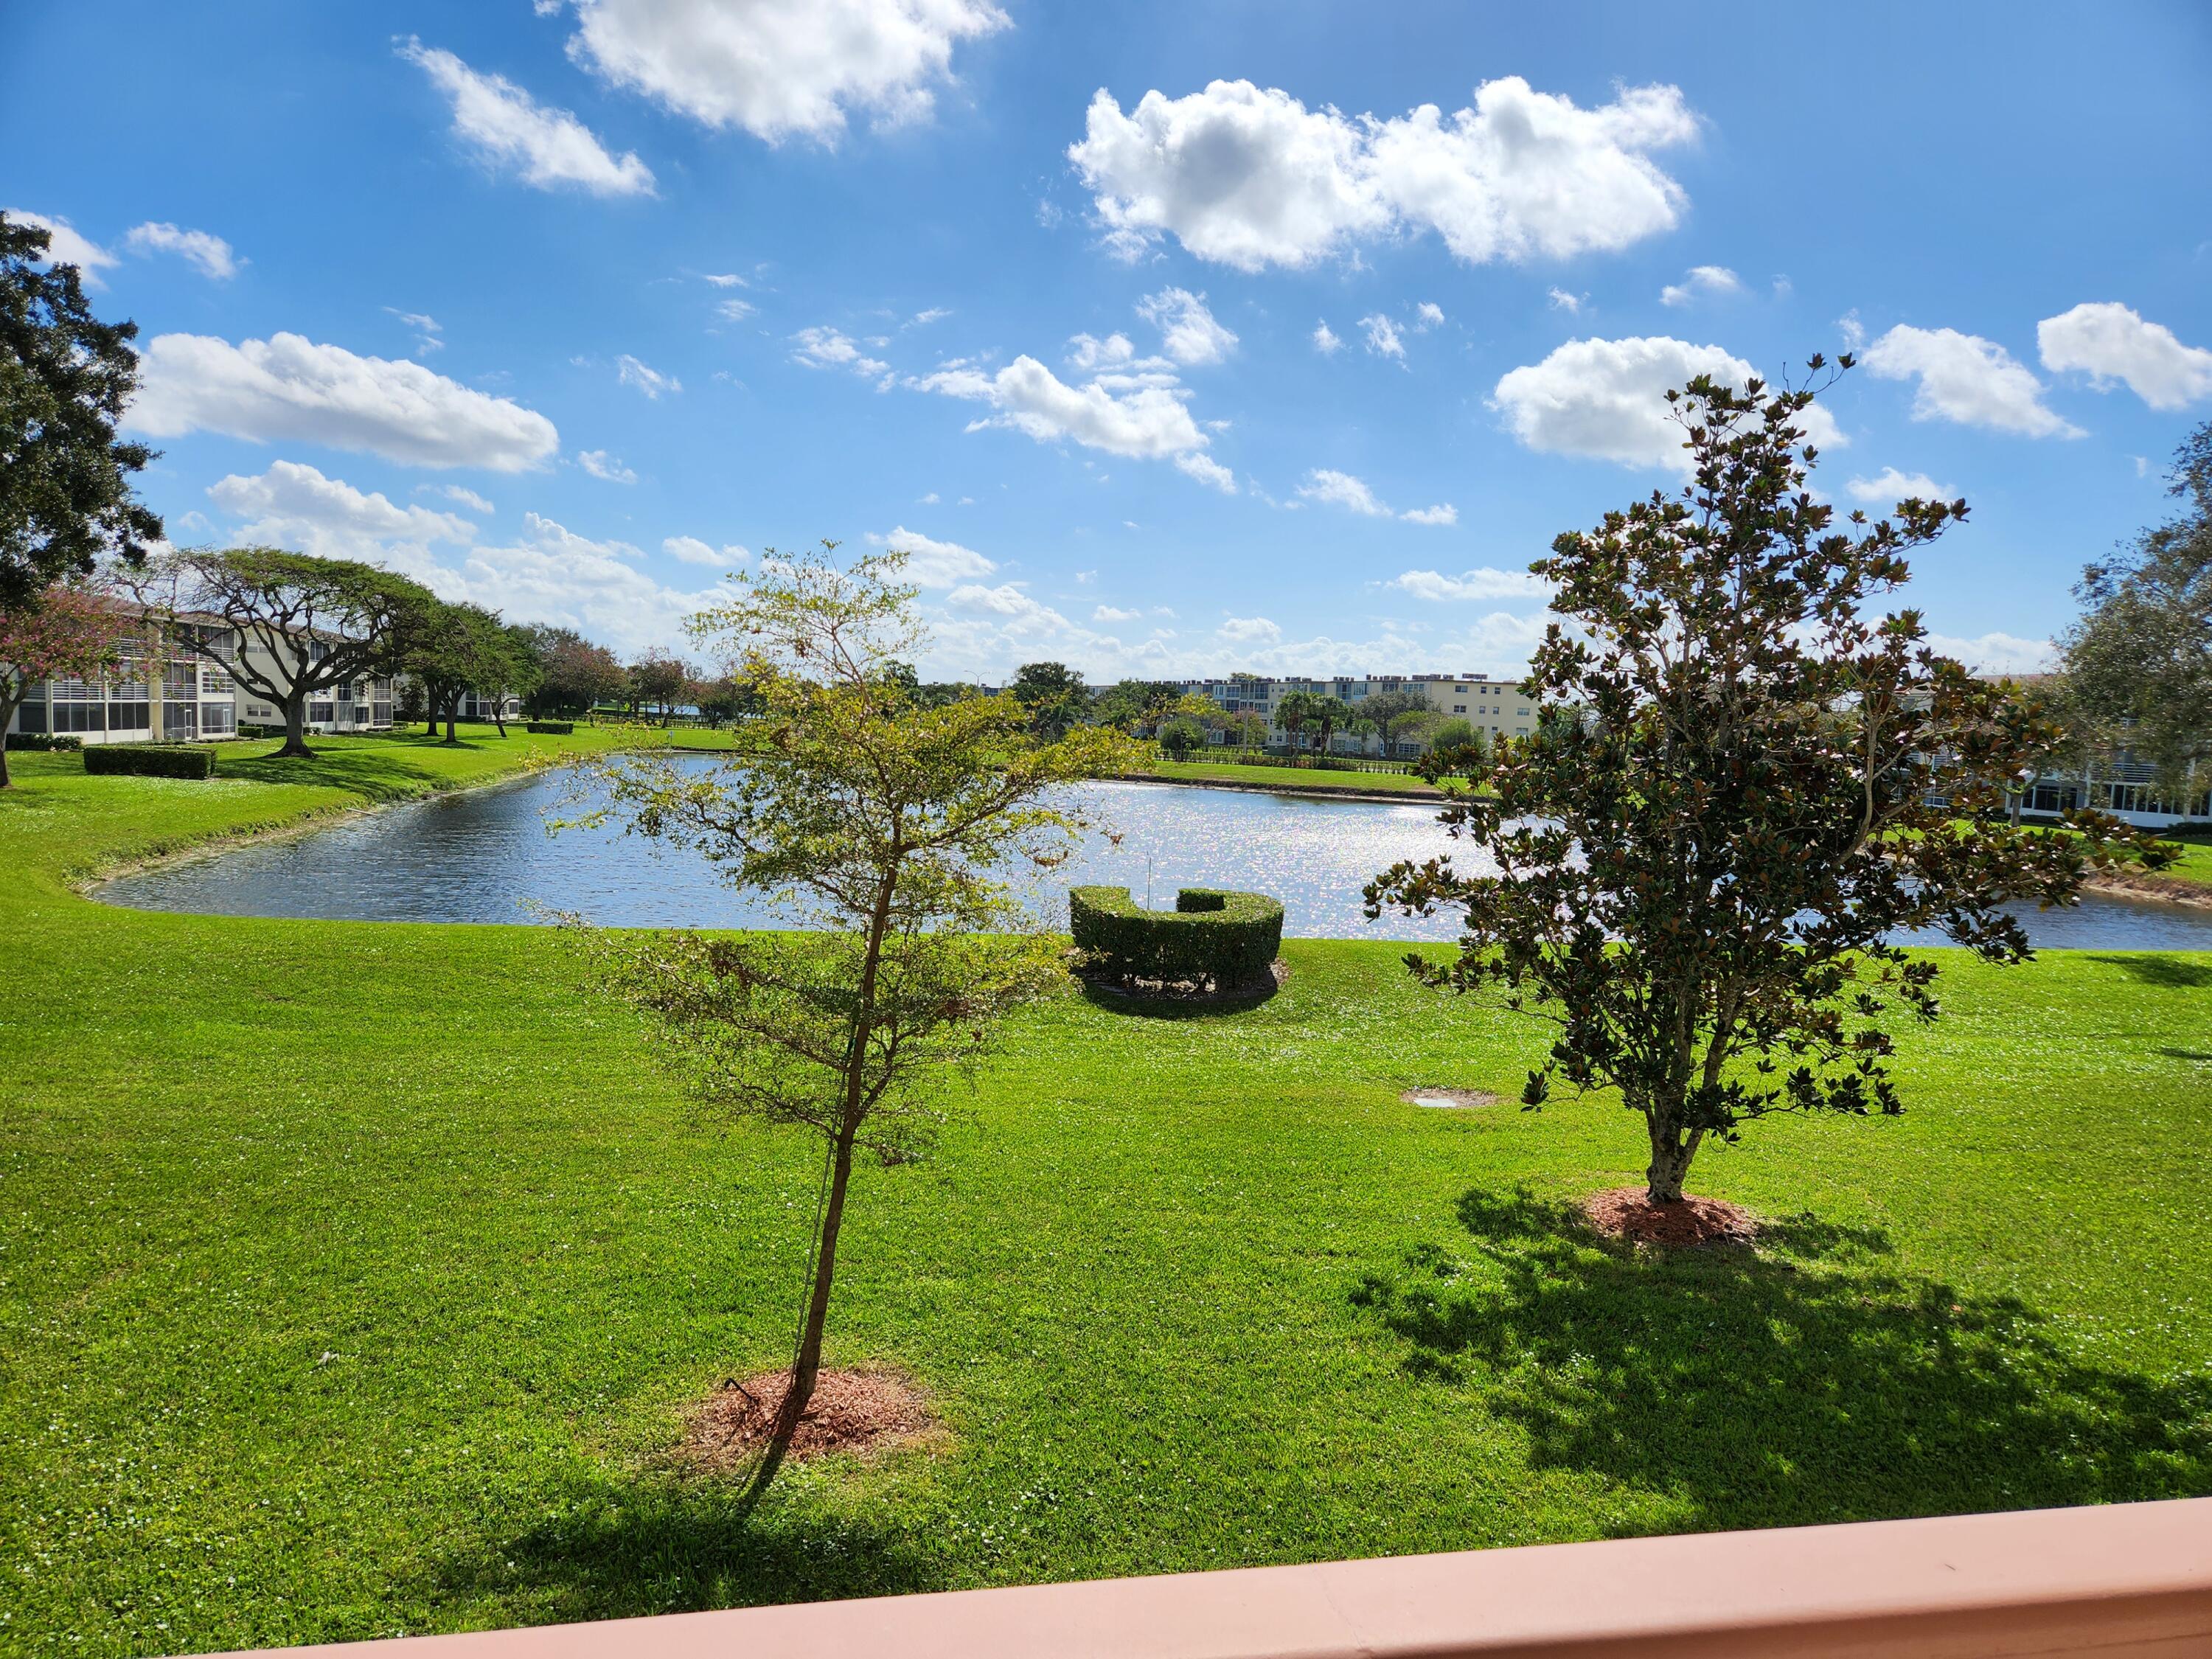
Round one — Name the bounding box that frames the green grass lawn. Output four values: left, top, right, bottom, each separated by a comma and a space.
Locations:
1126, 757, 1452, 795
1, 731, 2208, 1654
2154, 824, 2212, 891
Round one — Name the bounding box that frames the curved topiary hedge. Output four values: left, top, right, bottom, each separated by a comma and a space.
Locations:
525, 720, 574, 734
1069, 885, 1284, 990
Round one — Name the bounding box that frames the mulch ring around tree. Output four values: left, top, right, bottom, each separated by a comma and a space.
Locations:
1401, 1087, 1498, 1109
678, 1366, 939, 1472
1581, 1186, 1760, 1248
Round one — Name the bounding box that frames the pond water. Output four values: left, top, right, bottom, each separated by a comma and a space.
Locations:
98, 765, 2212, 950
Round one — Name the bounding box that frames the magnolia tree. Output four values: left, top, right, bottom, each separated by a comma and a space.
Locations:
0, 582, 131, 786
575, 544, 1136, 1496
1368, 362, 2170, 1206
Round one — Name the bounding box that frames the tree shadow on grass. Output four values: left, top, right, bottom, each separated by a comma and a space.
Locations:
1351, 1186, 2211, 1534
2085, 954, 2212, 989
435, 1474, 942, 1626
220, 748, 481, 802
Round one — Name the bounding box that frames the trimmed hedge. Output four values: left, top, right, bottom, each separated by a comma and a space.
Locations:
525, 720, 574, 734
4, 733, 83, 752
83, 745, 216, 780
1069, 885, 1284, 990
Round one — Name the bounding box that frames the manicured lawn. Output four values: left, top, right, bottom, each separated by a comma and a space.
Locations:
2157, 824, 2212, 892
1, 734, 2208, 1654
1127, 757, 1453, 795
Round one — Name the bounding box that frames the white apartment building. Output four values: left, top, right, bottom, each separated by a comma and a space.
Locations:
5, 603, 397, 746
1169, 672, 1537, 754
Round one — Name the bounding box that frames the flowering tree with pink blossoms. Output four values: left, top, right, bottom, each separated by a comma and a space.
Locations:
0, 582, 133, 786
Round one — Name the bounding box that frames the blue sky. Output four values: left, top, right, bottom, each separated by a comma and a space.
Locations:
7, 1, 2211, 678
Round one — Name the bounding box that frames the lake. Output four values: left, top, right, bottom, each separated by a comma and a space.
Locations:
98, 766, 2212, 950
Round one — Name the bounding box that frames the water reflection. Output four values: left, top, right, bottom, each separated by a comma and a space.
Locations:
98, 766, 2212, 950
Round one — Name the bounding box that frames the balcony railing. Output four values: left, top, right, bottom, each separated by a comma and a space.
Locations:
195, 1498, 2209, 1659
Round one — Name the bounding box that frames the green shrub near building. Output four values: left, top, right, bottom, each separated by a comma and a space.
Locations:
1070, 884, 1284, 990
525, 720, 574, 734
82, 745, 216, 780
4, 732, 81, 752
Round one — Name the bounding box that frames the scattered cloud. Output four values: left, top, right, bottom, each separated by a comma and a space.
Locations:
1399, 503, 1458, 526
578, 448, 639, 482
701, 271, 748, 288
7, 209, 117, 286
1312, 319, 1343, 355
1390, 566, 1548, 601
1491, 335, 1845, 473
1360, 313, 1405, 360
386, 309, 445, 355
869, 525, 997, 585
1298, 468, 1390, 515
791, 325, 891, 380
2037, 302, 2212, 411
125, 221, 242, 279
554, 0, 1009, 145
911, 352, 1227, 487
662, 535, 746, 568
714, 296, 757, 321
1547, 287, 1584, 313
1173, 451, 1237, 493
1844, 466, 1950, 505
1067, 75, 1697, 271
1137, 286, 1237, 366
426, 484, 495, 514
616, 353, 681, 397
1066, 331, 1137, 371
1093, 605, 1143, 622
1414, 302, 1445, 329
127, 331, 560, 470
1220, 614, 1282, 642
1658, 263, 1742, 307
908, 306, 952, 327
1862, 324, 2080, 437
397, 37, 655, 197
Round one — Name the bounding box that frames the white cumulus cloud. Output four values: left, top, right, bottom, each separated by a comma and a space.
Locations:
662, 535, 747, 568
912, 352, 1222, 480
1067, 75, 1697, 271
1860, 324, 2080, 438
1219, 615, 1282, 642
1312, 319, 1342, 355
578, 448, 639, 482
792, 326, 891, 380
128, 331, 560, 471
556, 0, 1009, 145
125, 222, 242, 279
1093, 604, 1143, 622
2037, 302, 2212, 411
1137, 286, 1237, 366
398, 38, 655, 197
1845, 466, 1951, 505
1658, 263, 1741, 306
8, 210, 117, 286
869, 526, 997, 585
1399, 503, 1458, 526
1922, 631, 2057, 676
209, 460, 476, 555
1390, 566, 1548, 601
1173, 452, 1237, 493
1297, 468, 1390, 515
1490, 335, 1845, 473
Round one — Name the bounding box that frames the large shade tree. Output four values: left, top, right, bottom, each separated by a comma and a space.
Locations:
0, 580, 133, 787
577, 544, 1136, 1497
1, 213, 162, 616
1368, 362, 2168, 1206
526, 625, 627, 717
2062, 417, 2212, 805
133, 549, 433, 757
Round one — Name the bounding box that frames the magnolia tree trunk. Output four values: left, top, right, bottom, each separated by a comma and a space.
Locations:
748, 1126, 858, 1502
1644, 1113, 1703, 1205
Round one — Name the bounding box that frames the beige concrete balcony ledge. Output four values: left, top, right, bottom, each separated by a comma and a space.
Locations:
207, 1498, 2211, 1659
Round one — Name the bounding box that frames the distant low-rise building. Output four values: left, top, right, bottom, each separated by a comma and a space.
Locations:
1169, 672, 1535, 753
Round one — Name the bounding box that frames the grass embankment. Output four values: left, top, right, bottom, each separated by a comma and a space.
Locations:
1124, 757, 1453, 796
1, 734, 2208, 1654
